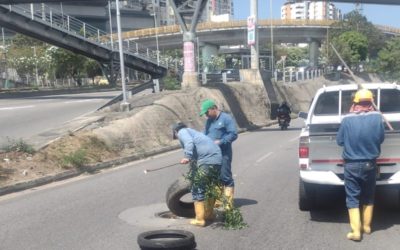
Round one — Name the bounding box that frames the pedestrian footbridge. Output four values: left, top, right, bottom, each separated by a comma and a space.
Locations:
0, 3, 167, 84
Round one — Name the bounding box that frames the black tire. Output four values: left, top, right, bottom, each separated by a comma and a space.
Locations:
166, 178, 195, 218
137, 230, 196, 250
299, 179, 316, 211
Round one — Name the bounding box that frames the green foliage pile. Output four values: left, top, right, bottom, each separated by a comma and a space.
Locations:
185, 161, 248, 230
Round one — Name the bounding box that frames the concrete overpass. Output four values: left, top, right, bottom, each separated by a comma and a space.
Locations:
122, 19, 400, 69
123, 19, 337, 49
122, 19, 400, 49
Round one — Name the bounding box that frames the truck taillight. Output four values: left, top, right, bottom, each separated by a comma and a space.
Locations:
299, 136, 309, 158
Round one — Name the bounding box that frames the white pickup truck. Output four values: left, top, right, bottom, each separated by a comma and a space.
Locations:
298, 83, 400, 211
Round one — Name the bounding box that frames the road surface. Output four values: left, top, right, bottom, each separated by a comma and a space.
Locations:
0, 90, 121, 147
1, 119, 400, 249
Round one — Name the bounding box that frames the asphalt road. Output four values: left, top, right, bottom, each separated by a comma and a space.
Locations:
1, 119, 400, 250
0, 91, 121, 146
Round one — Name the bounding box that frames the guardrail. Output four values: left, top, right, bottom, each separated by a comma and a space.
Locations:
0, 3, 167, 67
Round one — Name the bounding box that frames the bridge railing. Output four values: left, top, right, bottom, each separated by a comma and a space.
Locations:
0, 4, 166, 67
374, 24, 400, 35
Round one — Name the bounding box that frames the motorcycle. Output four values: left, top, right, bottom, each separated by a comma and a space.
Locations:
278, 113, 290, 130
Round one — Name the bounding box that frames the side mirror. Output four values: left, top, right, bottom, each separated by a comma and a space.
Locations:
298, 111, 308, 119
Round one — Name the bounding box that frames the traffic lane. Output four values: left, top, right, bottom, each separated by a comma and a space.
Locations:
0, 91, 121, 108
1, 119, 400, 249
0, 91, 120, 144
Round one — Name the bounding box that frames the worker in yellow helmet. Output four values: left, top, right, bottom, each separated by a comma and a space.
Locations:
337, 89, 385, 241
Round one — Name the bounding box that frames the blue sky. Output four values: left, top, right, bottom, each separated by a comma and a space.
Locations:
232, 0, 400, 28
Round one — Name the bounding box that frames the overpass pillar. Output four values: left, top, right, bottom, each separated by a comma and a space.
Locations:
168, 0, 208, 89
201, 43, 219, 73
309, 39, 320, 67
181, 32, 199, 89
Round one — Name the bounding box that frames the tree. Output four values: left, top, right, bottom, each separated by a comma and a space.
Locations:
85, 59, 102, 84
377, 37, 400, 81
330, 31, 368, 69
8, 35, 48, 85
325, 11, 385, 66
48, 47, 87, 86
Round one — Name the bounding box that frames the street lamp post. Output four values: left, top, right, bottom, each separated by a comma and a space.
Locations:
152, 8, 160, 66
270, 0, 274, 73
115, 0, 130, 111
32, 46, 39, 86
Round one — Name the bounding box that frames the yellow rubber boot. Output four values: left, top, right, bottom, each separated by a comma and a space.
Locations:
190, 201, 206, 227
362, 205, 374, 234
224, 187, 234, 210
204, 198, 216, 221
347, 208, 361, 241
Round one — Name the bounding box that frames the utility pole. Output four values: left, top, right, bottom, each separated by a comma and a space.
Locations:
250, 0, 259, 70
152, 0, 159, 66
116, 0, 130, 111
270, 0, 274, 73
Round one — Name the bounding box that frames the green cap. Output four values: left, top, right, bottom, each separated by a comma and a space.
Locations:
199, 99, 216, 116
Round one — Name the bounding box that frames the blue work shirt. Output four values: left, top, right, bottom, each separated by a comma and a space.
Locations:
336, 111, 385, 161
177, 128, 222, 166
204, 112, 238, 153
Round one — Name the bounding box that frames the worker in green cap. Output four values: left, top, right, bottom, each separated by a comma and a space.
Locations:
200, 99, 238, 209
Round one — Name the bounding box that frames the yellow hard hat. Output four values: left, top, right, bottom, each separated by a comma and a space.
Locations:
353, 89, 373, 103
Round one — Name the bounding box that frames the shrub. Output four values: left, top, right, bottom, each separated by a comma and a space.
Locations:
61, 148, 88, 168
1, 138, 35, 154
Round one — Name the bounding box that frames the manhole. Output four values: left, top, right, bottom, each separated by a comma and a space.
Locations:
156, 211, 186, 219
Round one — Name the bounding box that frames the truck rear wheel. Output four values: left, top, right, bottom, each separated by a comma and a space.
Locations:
299, 179, 316, 211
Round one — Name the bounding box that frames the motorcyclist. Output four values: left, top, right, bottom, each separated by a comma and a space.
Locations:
277, 101, 291, 125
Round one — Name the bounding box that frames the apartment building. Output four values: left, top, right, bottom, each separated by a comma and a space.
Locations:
281, 0, 341, 20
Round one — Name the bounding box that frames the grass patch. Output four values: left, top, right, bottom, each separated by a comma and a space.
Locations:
1, 138, 35, 154
61, 148, 88, 169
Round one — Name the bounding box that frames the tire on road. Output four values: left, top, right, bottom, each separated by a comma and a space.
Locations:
299, 178, 316, 211
137, 229, 196, 250
166, 177, 195, 218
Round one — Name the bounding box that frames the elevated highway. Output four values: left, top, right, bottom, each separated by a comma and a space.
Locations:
122, 19, 400, 49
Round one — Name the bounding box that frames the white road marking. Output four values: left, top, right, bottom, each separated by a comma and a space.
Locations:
0, 105, 35, 111
63, 99, 100, 104
256, 152, 273, 164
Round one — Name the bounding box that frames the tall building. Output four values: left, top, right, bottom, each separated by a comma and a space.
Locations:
281, 0, 341, 20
